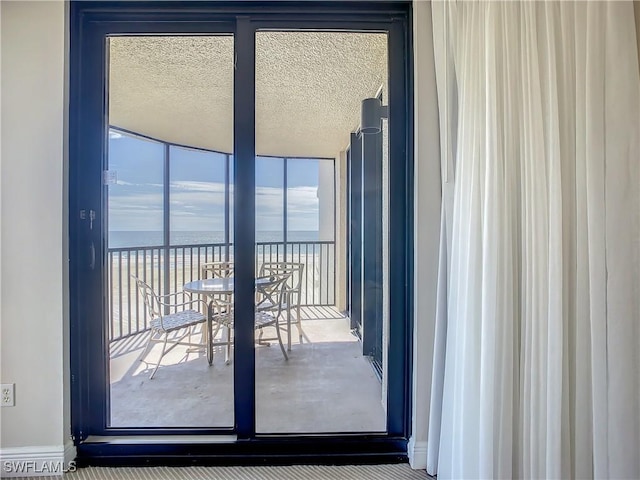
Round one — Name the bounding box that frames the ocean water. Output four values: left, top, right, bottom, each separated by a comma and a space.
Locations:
109, 230, 322, 249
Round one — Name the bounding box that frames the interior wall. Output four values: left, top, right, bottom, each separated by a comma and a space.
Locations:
0, 0, 68, 451
408, 0, 442, 469
635, 1, 640, 72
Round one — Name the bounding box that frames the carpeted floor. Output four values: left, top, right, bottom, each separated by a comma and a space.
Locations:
35, 464, 433, 479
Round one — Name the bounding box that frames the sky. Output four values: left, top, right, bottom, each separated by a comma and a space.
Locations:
107, 129, 330, 234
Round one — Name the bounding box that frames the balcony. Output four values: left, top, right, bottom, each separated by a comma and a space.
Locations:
102, 31, 390, 434
106, 240, 386, 432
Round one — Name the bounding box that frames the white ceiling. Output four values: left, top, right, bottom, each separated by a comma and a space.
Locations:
108, 32, 387, 158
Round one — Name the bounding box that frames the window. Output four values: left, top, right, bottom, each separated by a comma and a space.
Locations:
108, 129, 335, 250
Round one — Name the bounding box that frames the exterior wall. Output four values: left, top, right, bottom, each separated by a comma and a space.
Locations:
318, 159, 337, 306
318, 160, 335, 242
334, 150, 348, 312
0, 0, 73, 467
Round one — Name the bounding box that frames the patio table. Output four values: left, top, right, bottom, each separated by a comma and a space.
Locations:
183, 277, 273, 365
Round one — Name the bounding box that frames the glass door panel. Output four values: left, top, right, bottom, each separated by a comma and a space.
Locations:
106, 35, 235, 428
255, 30, 388, 433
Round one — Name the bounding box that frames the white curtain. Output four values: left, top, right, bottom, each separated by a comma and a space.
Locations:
427, 1, 640, 478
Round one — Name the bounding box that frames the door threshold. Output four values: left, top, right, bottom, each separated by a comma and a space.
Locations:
84, 435, 238, 444
75, 436, 409, 467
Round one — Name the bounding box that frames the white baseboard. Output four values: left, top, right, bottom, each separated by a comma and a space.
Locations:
407, 437, 428, 470
0, 445, 75, 477
63, 441, 76, 467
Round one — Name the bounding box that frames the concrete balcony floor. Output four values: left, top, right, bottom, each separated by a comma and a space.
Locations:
109, 307, 386, 433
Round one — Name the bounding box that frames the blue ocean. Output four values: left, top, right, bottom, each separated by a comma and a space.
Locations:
109, 230, 322, 249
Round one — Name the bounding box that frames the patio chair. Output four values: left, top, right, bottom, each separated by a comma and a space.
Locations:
199, 261, 234, 311
207, 293, 235, 366
201, 261, 234, 279
254, 273, 292, 360
259, 262, 306, 350
200, 261, 234, 312
214, 272, 292, 362
132, 275, 207, 379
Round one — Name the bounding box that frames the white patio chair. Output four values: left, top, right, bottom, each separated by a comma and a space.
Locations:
254, 273, 292, 360
200, 261, 234, 362
207, 293, 235, 366
132, 275, 207, 379
201, 261, 234, 279
259, 262, 306, 350
212, 273, 292, 362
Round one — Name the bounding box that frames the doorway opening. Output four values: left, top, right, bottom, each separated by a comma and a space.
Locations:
70, 1, 412, 463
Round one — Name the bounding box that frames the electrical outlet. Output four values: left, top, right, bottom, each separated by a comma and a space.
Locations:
1, 384, 15, 407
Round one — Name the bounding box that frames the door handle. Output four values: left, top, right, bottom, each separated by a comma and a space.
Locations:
89, 241, 95, 270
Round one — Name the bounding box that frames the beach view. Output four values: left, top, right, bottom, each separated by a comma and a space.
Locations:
106, 128, 337, 341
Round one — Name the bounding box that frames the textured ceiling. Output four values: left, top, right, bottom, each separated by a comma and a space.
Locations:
108, 33, 387, 158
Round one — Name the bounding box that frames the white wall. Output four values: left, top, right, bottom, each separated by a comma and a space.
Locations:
317, 158, 337, 306
318, 160, 335, 242
636, 1, 640, 72
0, 0, 72, 467
334, 150, 348, 312
408, 0, 441, 470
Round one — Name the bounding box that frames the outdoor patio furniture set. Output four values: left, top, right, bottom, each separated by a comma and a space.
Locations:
132, 262, 305, 379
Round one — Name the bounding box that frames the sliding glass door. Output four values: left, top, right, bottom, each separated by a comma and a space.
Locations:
70, 2, 411, 459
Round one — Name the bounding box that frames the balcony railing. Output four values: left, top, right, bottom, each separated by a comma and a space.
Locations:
107, 241, 336, 341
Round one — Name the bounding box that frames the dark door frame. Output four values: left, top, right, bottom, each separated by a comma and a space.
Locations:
69, 0, 413, 465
